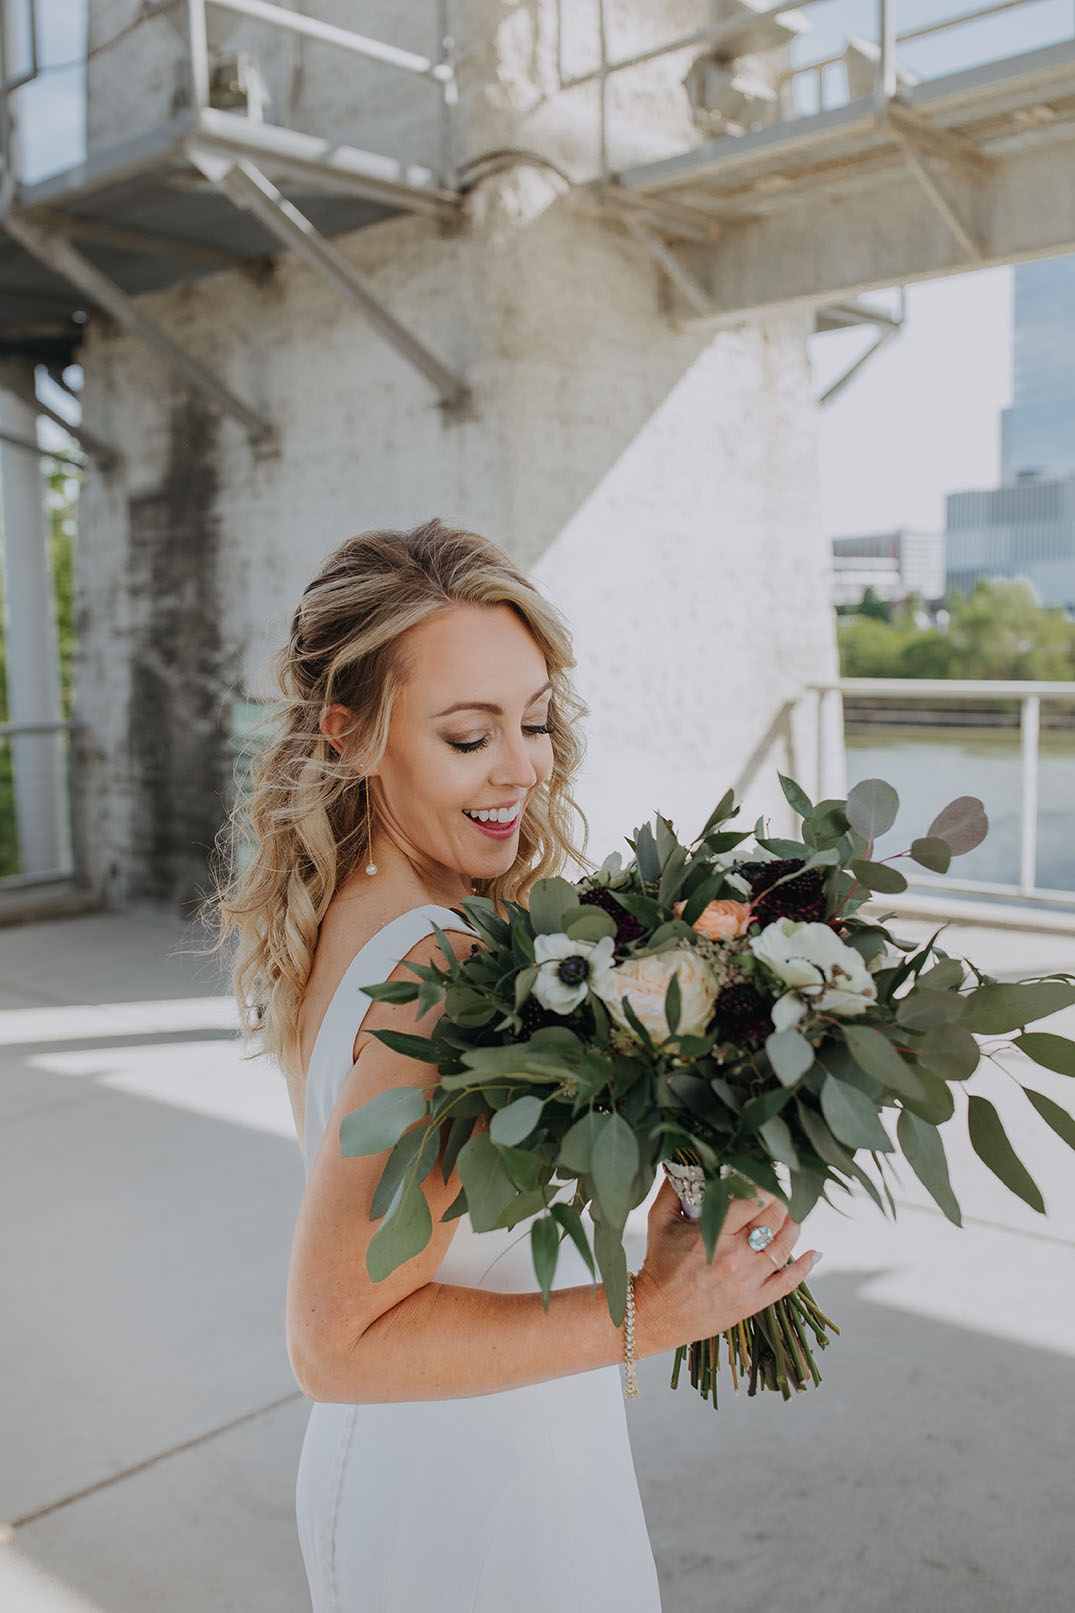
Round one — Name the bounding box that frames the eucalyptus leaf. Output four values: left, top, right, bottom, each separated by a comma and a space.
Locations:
561, 906, 618, 942
339, 1085, 428, 1157
358, 979, 421, 1003
494, 1140, 545, 1191
845, 778, 899, 839
592, 1112, 640, 1230
529, 876, 579, 935
561, 1111, 606, 1174
895, 987, 965, 1031
841, 1023, 927, 1101
455, 1131, 520, 1230
370, 1125, 427, 1219
787, 1166, 828, 1220
778, 772, 814, 819
967, 1094, 1045, 1213
909, 836, 951, 873
758, 1114, 800, 1170
364, 1027, 444, 1065
664, 971, 682, 1037
489, 1094, 545, 1147
820, 1074, 893, 1152
961, 981, 1075, 1033
916, 1021, 981, 1081
927, 795, 988, 856
366, 1177, 433, 1282
896, 1109, 962, 1226
1014, 1031, 1075, 1076
849, 858, 908, 894
765, 1027, 815, 1086
591, 1207, 628, 1326
549, 1200, 596, 1280
898, 1065, 956, 1125
530, 1215, 560, 1311
700, 1174, 731, 1262
1024, 1088, 1075, 1153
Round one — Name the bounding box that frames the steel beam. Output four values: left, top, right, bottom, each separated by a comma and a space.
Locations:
619, 214, 716, 319
187, 147, 472, 415
1, 213, 276, 444
0, 361, 121, 471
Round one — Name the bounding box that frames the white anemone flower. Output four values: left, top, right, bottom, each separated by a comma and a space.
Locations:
750, 915, 878, 1026
532, 932, 617, 1015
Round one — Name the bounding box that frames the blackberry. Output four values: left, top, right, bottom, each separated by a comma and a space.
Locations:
577, 885, 646, 951
518, 992, 563, 1038
737, 857, 827, 925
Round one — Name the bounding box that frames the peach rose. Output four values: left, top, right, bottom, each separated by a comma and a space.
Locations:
589, 946, 719, 1042
673, 898, 753, 941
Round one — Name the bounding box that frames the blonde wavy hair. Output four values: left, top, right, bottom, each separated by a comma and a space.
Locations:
197, 516, 596, 1079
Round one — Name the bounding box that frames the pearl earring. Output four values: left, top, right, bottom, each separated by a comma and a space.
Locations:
365, 778, 377, 876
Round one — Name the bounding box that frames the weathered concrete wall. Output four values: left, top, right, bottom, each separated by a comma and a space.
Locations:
73, 0, 835, 910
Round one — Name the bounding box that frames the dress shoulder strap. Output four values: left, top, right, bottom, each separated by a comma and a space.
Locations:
302, 902, 478, 1174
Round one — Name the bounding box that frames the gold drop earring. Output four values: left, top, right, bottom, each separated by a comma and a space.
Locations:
364, 779, 377, 876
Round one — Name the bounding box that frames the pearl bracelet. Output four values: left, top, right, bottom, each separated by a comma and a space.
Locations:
623, 1268, 638, 1398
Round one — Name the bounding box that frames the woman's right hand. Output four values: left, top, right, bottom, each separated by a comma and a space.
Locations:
633, 1174, 820, 1356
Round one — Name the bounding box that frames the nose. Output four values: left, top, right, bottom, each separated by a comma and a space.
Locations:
493, 730, 541, 791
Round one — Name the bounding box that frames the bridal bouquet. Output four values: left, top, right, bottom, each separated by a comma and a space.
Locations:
339, 774, 1075, 1408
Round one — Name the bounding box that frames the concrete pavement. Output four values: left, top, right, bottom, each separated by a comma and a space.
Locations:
1, 907, 1073, 1612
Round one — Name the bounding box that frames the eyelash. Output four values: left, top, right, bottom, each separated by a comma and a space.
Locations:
448, 723, 553, 754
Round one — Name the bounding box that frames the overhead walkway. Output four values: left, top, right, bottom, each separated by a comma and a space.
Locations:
583, 7, 1075, 320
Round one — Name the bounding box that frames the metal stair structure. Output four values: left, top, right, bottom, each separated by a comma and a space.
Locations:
0, 0, 1073, 458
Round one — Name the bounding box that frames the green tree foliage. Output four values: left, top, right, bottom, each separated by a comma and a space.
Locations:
0, 455, 80, 874
837, 577, 1075, 680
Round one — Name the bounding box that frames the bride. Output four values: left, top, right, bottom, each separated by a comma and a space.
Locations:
205, 517, 819, 1611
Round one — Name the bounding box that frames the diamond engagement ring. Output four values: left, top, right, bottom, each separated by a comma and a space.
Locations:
747, 1225, 775, 1252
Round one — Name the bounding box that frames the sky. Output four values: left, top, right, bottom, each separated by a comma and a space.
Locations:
807, 268, 1014, 537
27, 1, 1071, 536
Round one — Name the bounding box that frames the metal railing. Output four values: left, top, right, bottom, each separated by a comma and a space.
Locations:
0, 0, 455, 189
803, 677, 1075, 909
0, 718, 79, 889
557, 0, 1074, 179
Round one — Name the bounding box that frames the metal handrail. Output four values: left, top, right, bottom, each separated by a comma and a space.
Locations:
804, 677, 1075, 908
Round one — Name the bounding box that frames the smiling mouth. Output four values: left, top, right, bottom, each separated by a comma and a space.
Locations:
462, 802, 522, 825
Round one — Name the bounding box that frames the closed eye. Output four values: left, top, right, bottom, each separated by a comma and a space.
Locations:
448, 724, 552, 754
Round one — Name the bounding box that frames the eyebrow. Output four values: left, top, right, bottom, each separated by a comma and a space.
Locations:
433, 679, 553, 719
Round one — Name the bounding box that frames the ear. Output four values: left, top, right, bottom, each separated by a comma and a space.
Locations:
319, 703, 349, 754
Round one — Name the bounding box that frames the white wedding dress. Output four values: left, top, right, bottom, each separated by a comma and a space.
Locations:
294, 903, 663, 1612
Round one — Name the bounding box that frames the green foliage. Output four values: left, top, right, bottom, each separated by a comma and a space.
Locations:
0, 457, 80, 876
837, 577, 1075, 680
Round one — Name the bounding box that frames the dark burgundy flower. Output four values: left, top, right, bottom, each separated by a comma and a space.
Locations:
577, 886, 647, 952
737, 857, 827, 925
518, 993, 564, 1038
709, 981, 772, 1048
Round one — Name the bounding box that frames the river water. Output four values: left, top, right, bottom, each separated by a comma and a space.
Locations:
844, 727, 1075, 897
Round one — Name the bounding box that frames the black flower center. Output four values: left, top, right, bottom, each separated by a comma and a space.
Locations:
557, 955, 589, 985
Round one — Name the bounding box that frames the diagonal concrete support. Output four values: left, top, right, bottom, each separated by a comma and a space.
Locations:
1, 213, 278, 446
619, 211, 717, 319
185, 145, 474, 417
883, 107, 989, 263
